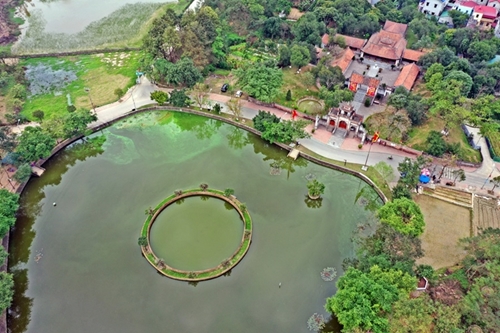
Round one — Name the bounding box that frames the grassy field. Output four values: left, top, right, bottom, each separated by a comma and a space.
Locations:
415, 194, 471, 269
21, 51, 141, 120
366, 108, 481, 163
486, 130, 500, 161
275, 66, 319, 110
405, 116, 481, 163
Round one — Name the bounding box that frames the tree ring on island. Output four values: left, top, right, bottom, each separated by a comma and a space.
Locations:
140, 188, 252, 281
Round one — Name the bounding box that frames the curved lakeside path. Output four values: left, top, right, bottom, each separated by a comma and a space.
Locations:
88, 77, 499, 196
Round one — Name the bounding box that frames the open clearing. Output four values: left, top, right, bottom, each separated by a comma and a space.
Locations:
415, 194, 471, 269
21, 51, 141, 119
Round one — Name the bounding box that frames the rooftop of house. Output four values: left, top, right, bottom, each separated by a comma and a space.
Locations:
331, 47, 355, 74
474, 5, 498, 17
321, 33, 329, 46
456, 0, 478, 7
394, 63, 420, 91
361, 29, 407, 60
402, 49, 427, 62
335, 34, 367, 49
382, 20, 408, 35
350, 71, 381, 87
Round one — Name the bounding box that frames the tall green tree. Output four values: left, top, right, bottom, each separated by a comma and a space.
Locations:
326, 265, 416, 333
0, 189, 19, 238
16, 126, 56, 163
377, 198, 425, 237
234, 62, 283, 103
290, 44, 311, 68
0, 272, 14, 312
62, 109, 97, 139
292, 12, 325, 45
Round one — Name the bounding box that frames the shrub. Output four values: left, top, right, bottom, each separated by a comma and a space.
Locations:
364, 98, 371, 107
32, 110, 44, 122
252, 110, 280, 132
377, 198, 425, 237
425, 130, 446, 157
13, 163, 32, 183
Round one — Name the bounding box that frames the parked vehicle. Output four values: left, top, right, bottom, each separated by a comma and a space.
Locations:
221, 83, 228, 92
235, 90, 242, 97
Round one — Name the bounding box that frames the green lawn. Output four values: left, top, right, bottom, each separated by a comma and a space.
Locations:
21, 51, 142, 120
486, 130, 500, 161
405, 116, 481, 163
274, 66, 319, 110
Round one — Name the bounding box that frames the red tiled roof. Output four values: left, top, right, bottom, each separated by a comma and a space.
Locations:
349, 71, 380, 87
364, 77, 380, 88
361, 30, 407, 60
322, 33, 329, 46
474, 5, 498, 18
394, 63, 419, 91
331, 48, 355, 74
383, 20, 408, 35
457, 1, 477, 8
402, 49, 426, 62
335, 34, 367, 49
350, 72, 364, 84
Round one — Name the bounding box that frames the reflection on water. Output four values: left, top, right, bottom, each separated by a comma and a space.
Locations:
8, 111, 379, 333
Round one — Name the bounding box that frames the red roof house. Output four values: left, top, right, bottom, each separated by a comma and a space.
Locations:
361, 30, 407, 61
402, 49, 427, 62
331, 48, 355, 74
473, 5, 498, 18
394, 63, 420, 91
382, 21, 408, 35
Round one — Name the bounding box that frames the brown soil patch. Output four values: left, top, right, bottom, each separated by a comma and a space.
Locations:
287, 8, 305, 20
430, 279, 463, 305
0, 96, 8, 124
415, 194, 471, 269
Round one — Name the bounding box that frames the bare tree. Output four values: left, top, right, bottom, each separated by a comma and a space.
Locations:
191, 83, 210, 109
227, 98, 243, 120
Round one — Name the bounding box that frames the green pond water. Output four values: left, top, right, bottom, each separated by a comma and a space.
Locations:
8, 112, 380, 333
19, 0, 171, 34
150, 197, 244, 271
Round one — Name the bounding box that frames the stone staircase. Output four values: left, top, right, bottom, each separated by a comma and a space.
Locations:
353, 87, 367, 104
473, 196, 500, 235
422, 186, 473, 208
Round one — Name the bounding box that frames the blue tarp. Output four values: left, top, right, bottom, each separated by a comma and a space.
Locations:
419, 175, 430, 184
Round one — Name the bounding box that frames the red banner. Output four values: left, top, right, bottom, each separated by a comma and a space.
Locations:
367, 86, 376, 97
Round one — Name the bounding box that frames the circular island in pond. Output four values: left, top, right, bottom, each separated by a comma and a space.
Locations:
140, 187, 252, 281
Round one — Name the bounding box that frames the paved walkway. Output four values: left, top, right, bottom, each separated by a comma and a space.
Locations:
4, 77, 499, 196
90, 78, 500, 195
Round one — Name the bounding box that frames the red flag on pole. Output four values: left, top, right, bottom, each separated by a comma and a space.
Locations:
372, 131, 380, 143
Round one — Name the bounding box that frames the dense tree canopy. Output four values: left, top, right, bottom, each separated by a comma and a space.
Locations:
326, 265, 416, 333
377, 198, 425, 237
234, 62, 283, 103
16, 126, 56, 163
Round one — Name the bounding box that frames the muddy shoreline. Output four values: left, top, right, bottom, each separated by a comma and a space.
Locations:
0, 0, 22, 45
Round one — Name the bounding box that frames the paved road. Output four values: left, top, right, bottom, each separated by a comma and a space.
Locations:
91, 80, 500, 194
